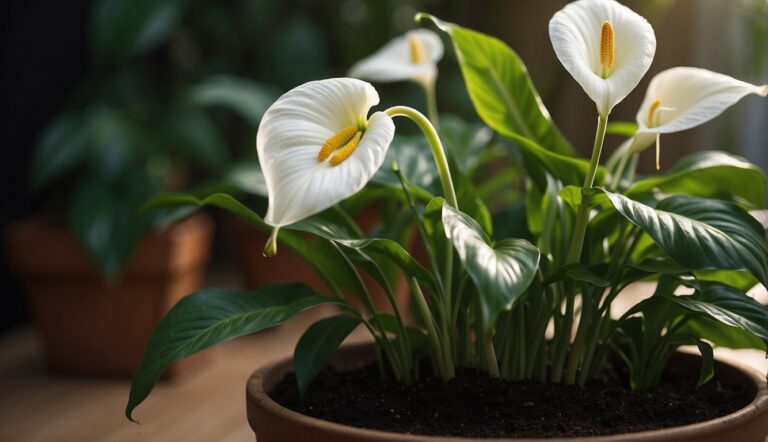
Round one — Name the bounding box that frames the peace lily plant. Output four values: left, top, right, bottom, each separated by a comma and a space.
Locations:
126, 0, 768, 430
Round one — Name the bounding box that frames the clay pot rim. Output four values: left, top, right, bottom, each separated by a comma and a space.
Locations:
246, 342, 768, 442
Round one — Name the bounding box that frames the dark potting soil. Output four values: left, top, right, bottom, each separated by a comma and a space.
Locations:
269, 362, 752, 438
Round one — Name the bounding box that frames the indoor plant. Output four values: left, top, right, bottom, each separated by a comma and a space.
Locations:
127, 0, 768, 438
3, 0, 260, 376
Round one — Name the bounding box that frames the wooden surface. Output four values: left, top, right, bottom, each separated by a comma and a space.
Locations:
0, 283, 765, 442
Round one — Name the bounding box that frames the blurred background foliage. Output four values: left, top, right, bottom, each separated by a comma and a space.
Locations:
1, 0, 766, 330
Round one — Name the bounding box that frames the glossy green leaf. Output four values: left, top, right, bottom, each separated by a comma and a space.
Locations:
294, 315, 361, 397
420, 14, 572, 156
442, 203, 540, 327
598, 190, 768, 286
188, 75, 280, 126
666, 282, 768, 343
126, 283, 344, 420
627, 151, 766, 207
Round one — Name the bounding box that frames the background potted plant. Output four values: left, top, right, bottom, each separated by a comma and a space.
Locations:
123, 0, 767, 439
2, 0, 278, 376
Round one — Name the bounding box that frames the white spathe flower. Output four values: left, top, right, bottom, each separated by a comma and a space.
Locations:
625, 67, 768, 167
257, 78, 395, 230
549, 0, 656, 117
348, 29, 444, 86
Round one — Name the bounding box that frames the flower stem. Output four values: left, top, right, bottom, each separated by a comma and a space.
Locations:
565, 115, 608, 265
384, 106, 457, 208
385, 105, 458, 373
422, 78, 440, 129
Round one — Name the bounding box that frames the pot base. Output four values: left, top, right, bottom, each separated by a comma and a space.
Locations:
247, 344, 768, 442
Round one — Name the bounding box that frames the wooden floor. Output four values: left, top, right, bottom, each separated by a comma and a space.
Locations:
0, 283, 765, 442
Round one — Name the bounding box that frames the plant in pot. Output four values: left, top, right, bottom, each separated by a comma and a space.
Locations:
126, 0, 768, 439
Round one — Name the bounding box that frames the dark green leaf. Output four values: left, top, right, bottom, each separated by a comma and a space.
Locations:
30, 113, 91, 191
126, 283, 344, 420
442, 203, 540, 328
91, 0, 185, 65
164, 108, 227, 173
695, 340, 714, 387
627, 151, 766, 207
140, 193, 360, 295
598, 190, 768, 286
294, 315, 361, 397
666, 282, 768, 343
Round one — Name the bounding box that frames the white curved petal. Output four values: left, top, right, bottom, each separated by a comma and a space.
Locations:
549, 0, 656, 117
636, 67, 768, 135
257, 79, 394, 227
348, 29, 443, 84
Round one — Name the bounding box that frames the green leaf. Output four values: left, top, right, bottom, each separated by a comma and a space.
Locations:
91, 0, 185, 65
598, 190, 768, 286
140, 193, 360, 295
372, 135, 438, 199
30, 113, 91, 191
68, 172, 155, 278
564, 264, 612, 288
694, 340, 715, 387
126, 283, 343, 420
294, 315, 361, 397
164, 108, 227, 173
681, 317, 767, 351
442, 203, 540, 328
420, 14, 572, 156
439, 115, 495, 173
335, 238, 437, 293
188, 75, 280, 126
627, 151, 766, 207
666, 282, 768, 343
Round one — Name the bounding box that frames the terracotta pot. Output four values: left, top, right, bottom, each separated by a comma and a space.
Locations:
246, 344, 768, 442
228, 205, 410, 313
5, 213, 214, 377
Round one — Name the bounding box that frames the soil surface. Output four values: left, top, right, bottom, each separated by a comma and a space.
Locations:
269, 361, 752, 438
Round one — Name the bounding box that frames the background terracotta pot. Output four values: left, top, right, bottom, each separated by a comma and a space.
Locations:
246, 343, 768, 442
228, 206, 411, 313
5, 213, 214, 377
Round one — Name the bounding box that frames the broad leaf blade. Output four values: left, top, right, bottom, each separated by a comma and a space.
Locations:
667, 282, 768, 343
294, 315, 361, 397
598, 190, 768, 286
126, 283, 344, 420
627, 151, 766, 207
421, 14, 572, 156
442, 204, 540, 327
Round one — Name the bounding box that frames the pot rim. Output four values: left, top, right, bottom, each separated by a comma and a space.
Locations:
247, 342, 768, 441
